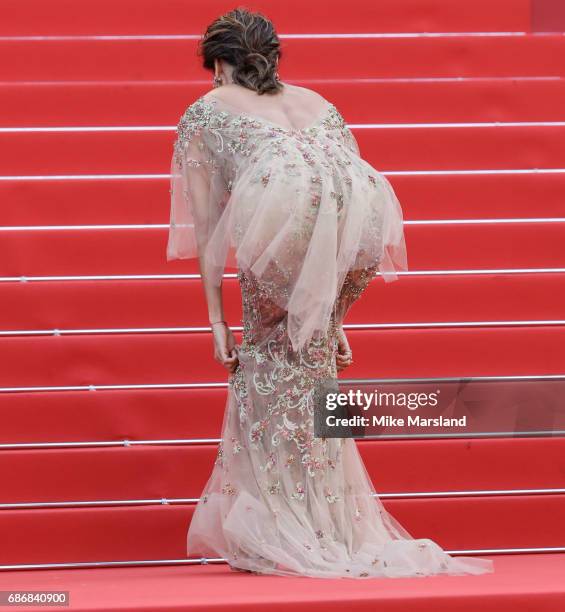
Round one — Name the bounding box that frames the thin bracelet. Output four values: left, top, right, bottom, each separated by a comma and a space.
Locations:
210, 319, 228, 326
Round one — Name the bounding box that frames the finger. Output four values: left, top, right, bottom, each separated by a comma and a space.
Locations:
227, 361, 239, 373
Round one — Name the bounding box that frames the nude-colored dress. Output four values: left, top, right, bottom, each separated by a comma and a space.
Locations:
167, 86, 494, 578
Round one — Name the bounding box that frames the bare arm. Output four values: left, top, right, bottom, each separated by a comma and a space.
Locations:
199, 255, 239, 374
334, 265, 380, 326
199, 255, 225, 324
333, 264, 380, 372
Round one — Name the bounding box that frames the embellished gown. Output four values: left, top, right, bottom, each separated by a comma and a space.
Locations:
166, 85, 495, 579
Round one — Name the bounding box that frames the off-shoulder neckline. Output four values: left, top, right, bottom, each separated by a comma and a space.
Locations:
194, 94, 336, 135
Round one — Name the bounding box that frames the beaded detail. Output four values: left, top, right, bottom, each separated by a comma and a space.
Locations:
177, 91, 483, 581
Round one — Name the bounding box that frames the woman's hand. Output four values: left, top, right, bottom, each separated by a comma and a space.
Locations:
335, 324, 353, 372
211, 321, 239, 374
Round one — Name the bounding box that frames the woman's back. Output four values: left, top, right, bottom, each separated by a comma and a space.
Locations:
201, 82, 332, 133
168, 80, 407, 351
172, 6, 495, 581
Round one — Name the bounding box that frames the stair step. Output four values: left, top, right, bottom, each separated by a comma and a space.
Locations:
2, 173, 564, 226
2, 273, 564, 329
0, 495, 562, 564
4, 78, 565, 125
2, 125, 565, 174
2, 555, 564, 612
0, 0, 532, 36
0, 326, 563, 387
0, 388, 227, 443
2, 36, 564, 82
0, 438, 563, 501
1, 223, 563, 276
1, 375, 563, 441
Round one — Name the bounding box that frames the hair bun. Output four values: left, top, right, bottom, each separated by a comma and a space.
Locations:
200, 8, 283, 95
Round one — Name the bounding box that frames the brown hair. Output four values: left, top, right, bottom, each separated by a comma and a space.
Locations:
198, 7, 283, 95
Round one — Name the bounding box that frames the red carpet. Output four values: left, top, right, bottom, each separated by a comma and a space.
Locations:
1, 0, 564, 609
0, 554, 564, 611
0, 0, 532, 36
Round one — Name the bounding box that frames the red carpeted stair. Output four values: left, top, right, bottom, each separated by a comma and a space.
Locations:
1, 0, 564, 610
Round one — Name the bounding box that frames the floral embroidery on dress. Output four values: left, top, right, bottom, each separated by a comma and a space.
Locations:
290, 482, 305, 501
231, 437, 243, 454
259, 451, 277, 472
323, 487, 341, 504
267, 481, 281, 495
215, 441, 224, 466
180, 87, 492, 580
221, 483, 236, 496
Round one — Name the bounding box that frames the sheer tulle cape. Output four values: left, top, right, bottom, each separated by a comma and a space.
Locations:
167, 93, 407, 351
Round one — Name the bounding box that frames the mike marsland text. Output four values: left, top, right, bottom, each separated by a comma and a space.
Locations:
325, 415, 467, 427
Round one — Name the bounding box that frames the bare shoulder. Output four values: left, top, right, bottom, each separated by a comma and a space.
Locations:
200, 82, 328, 106
200, 84, 241, 104
200, 87, 223, 101
284, 83, 328, 105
